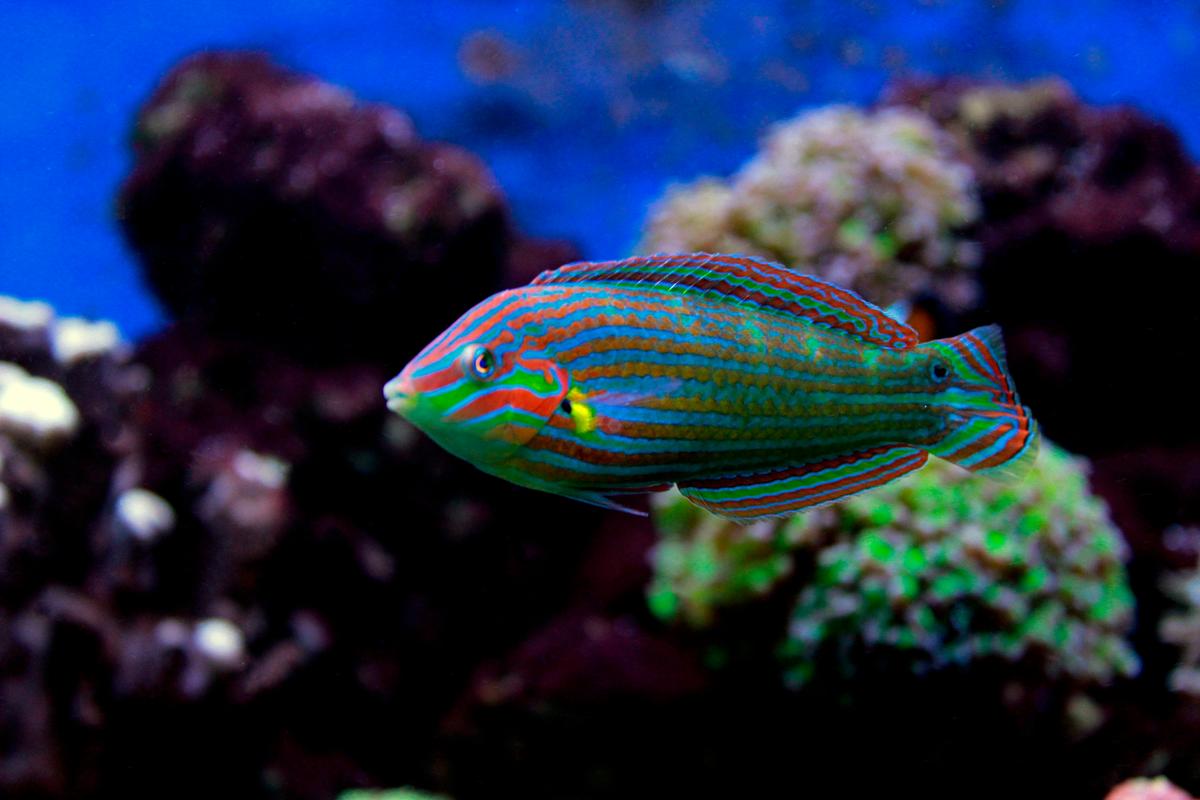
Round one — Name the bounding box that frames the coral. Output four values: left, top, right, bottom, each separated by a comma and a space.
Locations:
781, 443, 1137, 687
649, 442, 1138, 688
340, 791, 451, 800
49, 319, 121, 367
1163, 528, 1200, 695
0, 296, 132, 561
883, 85, 1200, 728
648, 497, 807, 628
1106, 778, 1197, 800
118, 52, 574, 363
101, 318, 604, 793
0, 298, 137, 797
1, 289, 609, 797
0, 294, 127, 383
14, 51, 1200, 800
112, 488, 176, 544
0, 362, 80, 450
2, 49, 589, 794
638, 106, 980, 310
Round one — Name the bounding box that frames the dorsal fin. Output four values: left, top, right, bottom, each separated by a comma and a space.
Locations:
532, 253, 918, 350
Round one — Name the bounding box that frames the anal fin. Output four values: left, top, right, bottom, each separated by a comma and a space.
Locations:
678, 446, 929, 522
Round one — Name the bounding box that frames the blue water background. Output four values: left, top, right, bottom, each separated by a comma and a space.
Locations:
1, 0, 1197, 337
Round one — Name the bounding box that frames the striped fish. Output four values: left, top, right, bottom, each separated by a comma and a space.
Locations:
383, 253, 1038, 521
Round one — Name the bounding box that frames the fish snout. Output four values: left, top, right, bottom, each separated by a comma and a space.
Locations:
383, 373, 417, 416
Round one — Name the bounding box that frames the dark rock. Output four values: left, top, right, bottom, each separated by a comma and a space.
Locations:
438, 611, 711, 797
118, 52, 576, 364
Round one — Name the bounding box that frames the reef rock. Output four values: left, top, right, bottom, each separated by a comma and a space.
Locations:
118, 52, 573, 363
0, 298, 137, 798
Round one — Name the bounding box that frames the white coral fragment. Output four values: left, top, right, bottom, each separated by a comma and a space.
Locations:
115, 488, 176, 543
52, 317, 122, 365
193, 618, 246, 670
0, 295, 54, 332
0, 362, 80, 447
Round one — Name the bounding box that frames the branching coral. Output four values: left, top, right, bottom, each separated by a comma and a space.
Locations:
638, 106, 980, 310
649, 442, 1138, 688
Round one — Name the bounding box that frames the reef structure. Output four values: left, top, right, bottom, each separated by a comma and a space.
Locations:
639, 105, 981, 313
118, 52, 572, 363
885, 77, 1200, 456
3, 51, 593, 799
7, 51, 1200, 800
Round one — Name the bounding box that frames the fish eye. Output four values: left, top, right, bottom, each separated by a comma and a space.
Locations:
462, 344, 496, 381
560, 398, 573, 415
930, 360, 950, 382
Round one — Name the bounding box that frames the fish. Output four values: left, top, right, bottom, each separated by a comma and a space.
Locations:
383, 253, 1038, 521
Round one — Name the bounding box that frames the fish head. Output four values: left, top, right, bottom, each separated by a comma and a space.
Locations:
383, 290, 570, 468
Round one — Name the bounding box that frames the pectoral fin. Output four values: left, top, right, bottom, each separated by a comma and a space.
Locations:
557, 488, 649, 517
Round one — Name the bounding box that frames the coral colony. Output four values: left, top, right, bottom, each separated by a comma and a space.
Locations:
650, 442, 1137, 687
639, 106, 981, 311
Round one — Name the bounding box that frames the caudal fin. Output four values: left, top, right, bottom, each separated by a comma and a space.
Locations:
923, 325, 1039, 481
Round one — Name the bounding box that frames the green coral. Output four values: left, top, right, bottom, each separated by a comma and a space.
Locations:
638, 106, 980, 310
649, 442, 1138, 688
649, 496, 811, 627
338, 789, 450, 800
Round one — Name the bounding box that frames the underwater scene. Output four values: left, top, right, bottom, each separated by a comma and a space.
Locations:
3, 1, 1200, 798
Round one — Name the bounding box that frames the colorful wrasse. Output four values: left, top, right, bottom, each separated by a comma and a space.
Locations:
384, 253, 1038, 521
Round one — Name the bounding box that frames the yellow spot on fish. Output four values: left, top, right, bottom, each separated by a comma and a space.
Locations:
568, 387, 596, 434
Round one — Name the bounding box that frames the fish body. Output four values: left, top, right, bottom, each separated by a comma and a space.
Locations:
385, 254, 1038, 520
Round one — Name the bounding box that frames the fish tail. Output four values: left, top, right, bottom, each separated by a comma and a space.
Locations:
922, 325, 1039, 481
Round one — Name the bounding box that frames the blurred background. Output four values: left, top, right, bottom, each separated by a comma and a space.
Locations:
3, 1, 1200, 799
6, 0, 1200, 335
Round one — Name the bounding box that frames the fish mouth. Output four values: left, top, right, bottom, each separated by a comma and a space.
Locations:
383, 374, 416, 416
